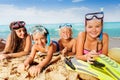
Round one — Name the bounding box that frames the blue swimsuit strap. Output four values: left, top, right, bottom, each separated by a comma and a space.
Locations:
52, 40, 60, 52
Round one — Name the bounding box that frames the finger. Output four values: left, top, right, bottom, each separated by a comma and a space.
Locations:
25, 65, 29, 70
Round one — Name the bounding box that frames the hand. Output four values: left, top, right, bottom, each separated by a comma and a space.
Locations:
0, 54, 8, 60
86, 50, 99, 64
17, 63, 29, 72
28, 65, 42, 77
61, 47, 67, 56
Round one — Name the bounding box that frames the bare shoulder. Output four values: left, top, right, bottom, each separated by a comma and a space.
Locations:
103, 33, 109, 40
71, 38, 76, 43
26, 34, 31, 39
78, 32, 86, 37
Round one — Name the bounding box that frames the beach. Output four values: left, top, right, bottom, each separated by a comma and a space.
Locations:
0, 37, 119, 80
109, 38, 120, 48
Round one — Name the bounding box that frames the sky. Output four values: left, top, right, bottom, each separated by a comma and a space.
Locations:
0, 0, 120, 25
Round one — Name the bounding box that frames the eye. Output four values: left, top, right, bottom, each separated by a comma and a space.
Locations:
96, 25, 101, 28
88, 26, 93, 28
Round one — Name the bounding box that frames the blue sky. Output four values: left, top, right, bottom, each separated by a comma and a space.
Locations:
0, 0, 120, 24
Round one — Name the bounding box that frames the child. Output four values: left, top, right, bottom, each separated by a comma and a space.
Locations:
58, 23, 76, 57
18, 25, 59, 77
76, 12, 109, 63
0, 21, 31, 60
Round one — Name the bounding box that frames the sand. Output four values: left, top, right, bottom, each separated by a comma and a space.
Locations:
0, 38, 120, 80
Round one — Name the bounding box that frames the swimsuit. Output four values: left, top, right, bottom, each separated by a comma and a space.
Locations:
84, 49, 102, 55
52, 40, 59, 52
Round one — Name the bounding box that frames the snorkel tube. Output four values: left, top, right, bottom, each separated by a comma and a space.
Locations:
45, 29, 50, 46
99, 8, 104, 41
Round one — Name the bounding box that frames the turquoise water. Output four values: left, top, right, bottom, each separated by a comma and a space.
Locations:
0, 22, 120, 40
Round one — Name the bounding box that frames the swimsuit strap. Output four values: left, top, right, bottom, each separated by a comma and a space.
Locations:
52, 40, 60, 52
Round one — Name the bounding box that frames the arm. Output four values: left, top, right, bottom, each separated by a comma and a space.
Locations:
24, 44, 37, 66
8, 34, 32, 58
76, 32, 87, 61
0, 34, 11, 54
102, 33, 109, 55
58, 39, 64, 51
67, 39, 76, 56
37, 44, 54, 68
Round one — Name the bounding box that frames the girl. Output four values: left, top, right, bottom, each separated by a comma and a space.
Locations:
0, 21, 31, 60
18, 25, 59, 76
58, 23, 76, 57
76, 12, 109, 63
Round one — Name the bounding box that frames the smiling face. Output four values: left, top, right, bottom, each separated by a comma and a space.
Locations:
33, 32, 47, 46
60, 27, 72, 39
15, 27, 26, 39
86, 19, 102, 39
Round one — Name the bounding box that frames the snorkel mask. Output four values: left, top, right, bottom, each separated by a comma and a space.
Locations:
31, 25, 50, 46
59, 23, 72, 29
85, 12, 104, 41
59, 23, 72, 39
10, 21, 25, 30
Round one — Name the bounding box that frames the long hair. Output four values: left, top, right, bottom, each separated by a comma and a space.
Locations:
6, 21, 28, 53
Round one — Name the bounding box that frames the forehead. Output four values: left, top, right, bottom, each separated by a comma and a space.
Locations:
87, 19, 101, 24
15, 27, 25, 31
33, 32, 45, 38
60, 27, 72, 31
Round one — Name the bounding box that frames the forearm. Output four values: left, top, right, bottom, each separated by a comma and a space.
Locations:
76, 53, 87, 61
38, 56, 52, 68
8, 51, 29, 58
67, 52, 75, 56
24, 56, 34, 66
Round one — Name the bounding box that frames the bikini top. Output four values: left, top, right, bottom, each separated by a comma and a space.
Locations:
83, 49, 102, 55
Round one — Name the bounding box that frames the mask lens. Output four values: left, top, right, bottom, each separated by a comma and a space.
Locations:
95, 13, 103, 19
59, 23, 72, 28
85, 14, 94, 20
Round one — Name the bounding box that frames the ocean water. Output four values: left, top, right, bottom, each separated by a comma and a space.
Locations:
0, 22, 120, 40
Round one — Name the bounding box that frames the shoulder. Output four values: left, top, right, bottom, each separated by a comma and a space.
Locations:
58, 39, 62, 43
25, 34, 31, 40
78, 32, 86, 37
103, 33, 109, 40
77, 32, 86, 41
71, 38, 76, 43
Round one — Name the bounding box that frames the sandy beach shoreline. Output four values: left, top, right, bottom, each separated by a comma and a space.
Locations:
0, 37, 120, 80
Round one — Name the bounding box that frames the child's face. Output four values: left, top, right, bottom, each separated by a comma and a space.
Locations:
33, 32, 47, 46
15, 28, 26, 39
60, 27, 72, 39
86, 19, 102, 39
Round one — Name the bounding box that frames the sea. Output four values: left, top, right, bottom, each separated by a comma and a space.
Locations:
0, 22, 120, 40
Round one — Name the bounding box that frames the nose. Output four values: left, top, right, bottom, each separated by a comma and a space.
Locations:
92, 27, 96, 32
37, 39, 42, 45
21, 30, 25, 35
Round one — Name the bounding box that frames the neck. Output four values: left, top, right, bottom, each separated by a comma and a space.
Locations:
86, 35, 97, 41
62, 37, 72, 42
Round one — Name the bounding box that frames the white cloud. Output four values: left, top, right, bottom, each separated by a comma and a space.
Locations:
0, 4, 89, 25
72, 0, 84, 3
0, 4, 120, 25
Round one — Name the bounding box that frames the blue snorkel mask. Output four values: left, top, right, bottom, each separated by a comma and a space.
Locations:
31, 25, 50, 46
